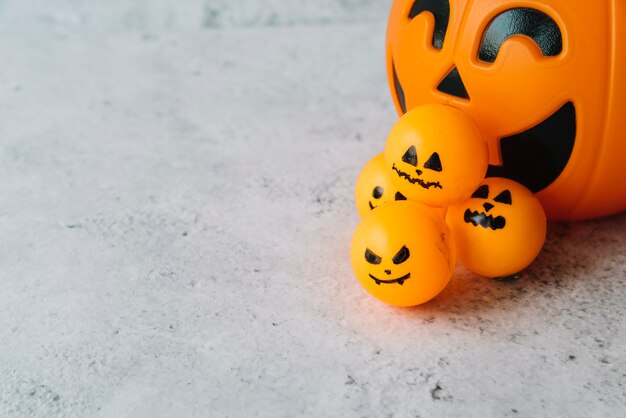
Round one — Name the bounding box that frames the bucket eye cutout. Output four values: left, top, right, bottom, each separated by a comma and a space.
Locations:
479, 8, 563, 63
408, 0, 451, 50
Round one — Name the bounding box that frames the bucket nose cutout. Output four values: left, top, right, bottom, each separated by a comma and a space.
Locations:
437, 66, 469, 100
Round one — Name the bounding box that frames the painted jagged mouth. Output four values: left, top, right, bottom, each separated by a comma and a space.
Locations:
390, 59, 576, 194
464, 209, 506, 230
391, 164, 442, 190
368, 272, 411, 285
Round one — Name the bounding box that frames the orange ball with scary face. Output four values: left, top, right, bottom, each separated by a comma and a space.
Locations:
446, 177, 546, 278
384, 103, 488, 208
350, 201, 456, 306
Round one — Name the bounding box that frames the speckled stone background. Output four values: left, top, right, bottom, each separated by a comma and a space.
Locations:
1, 1, 625, 417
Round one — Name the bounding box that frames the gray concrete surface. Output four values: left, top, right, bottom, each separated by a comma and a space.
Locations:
1, 2, 625, 417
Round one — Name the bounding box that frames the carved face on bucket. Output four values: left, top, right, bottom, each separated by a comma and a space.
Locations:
384, 103, 488, 207
386, 0, 626, 221
355, 153, 406, 217
446, 177, 546, 278
350, 201, 456, 306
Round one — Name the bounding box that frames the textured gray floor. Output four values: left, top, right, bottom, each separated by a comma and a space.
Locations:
1, 2, 625, 417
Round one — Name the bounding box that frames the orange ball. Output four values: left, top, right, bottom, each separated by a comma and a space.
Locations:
354, 153, 407, 217
384, 103, 488, 207
446, 177, 546, 278
350, 201, 456, 307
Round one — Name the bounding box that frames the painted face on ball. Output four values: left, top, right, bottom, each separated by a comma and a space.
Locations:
350, 201, 456, 307
391, 145, 443, 191
364, 244, 412, 286
385, 104, 488, 207
446, 177, 547, 278
463, 184, 510, 230
355, 153, 406, 217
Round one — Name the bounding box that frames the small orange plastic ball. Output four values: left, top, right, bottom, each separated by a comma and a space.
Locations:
446, 177, 547, 278
354, 153, 407, 217
384, 103, 488, 207
350, 201, 456, 307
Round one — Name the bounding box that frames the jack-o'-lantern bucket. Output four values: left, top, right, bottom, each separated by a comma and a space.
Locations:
386, 0, 626, 221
